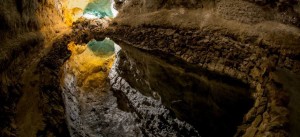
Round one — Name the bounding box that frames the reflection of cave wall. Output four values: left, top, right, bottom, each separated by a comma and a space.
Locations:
110, 0, 300, 136
114, 44, 253, 137
0, 0, 299, 137
87, 38, 115, 56
62, 41, 115, 137
110, 24, 299, 137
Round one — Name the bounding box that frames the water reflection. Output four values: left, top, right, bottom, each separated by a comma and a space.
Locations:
87, 38, 115, 56
62, 38, 254, 137
109, 40, 254, 137
65, 40, 115, 90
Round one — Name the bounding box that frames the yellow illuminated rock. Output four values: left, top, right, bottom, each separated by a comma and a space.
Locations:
62, 0, 91, 26
65, 41, 115, 91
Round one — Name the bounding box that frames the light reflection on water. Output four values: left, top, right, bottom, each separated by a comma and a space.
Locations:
62, 38, 253, 137
109, 40, 253, 137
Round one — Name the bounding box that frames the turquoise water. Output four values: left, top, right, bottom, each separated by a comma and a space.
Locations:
83, 0, 114, 18
87, 38, 115, 56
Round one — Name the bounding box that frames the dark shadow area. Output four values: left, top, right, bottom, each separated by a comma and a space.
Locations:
0, 1, 43, 136
272, 69, 300, 137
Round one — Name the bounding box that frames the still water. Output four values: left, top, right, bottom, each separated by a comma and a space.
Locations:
61, 38, 253, 137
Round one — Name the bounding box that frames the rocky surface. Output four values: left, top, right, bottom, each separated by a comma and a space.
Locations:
0, 0, 299, 137
0, 3, 98, 135
58, 35, 254, 136
109, 43, 253, 137
0, 0, 68, 136
108, 1, 300, 136
115, 0, 300, 27
105, 25, 299, 136
64, 13, 300, 136
35, 35, 72, 137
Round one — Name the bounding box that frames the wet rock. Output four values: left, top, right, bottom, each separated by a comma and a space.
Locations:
47, 3, 300, 136
107, 43, 253, 137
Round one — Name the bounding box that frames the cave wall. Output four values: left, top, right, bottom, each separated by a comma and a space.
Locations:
0, 0, 66, 73
0, 0, 299, 136
114, 0, 300, 49
61, 0, 90, 25
116, 0, 300, 26
109, 0, 300, 136
0, 0, 69, 137
61, 0, 117, 26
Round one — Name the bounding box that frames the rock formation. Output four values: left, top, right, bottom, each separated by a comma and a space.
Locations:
0, 0, 299, 137
0, 1, 68, 137
111, 0, 300, 136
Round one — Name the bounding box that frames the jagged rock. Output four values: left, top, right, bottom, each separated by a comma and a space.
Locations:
250, 67, 261, 78
244, 127, 258, 137
252, 115, 262, 127
1, 0, 300, 137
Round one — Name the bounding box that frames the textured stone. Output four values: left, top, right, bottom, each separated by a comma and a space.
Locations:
243, 127, 258, 137
245, 108, 257, 122
109, 23, 299, 136
252, 115, 262, 127
250, 67, 261, 78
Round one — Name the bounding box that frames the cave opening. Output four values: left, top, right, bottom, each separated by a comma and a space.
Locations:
63, 0, 118, 25
83, 0, 119, 19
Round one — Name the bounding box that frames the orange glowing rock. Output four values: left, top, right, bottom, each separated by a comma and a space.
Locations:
62, 0, 90, 26
64, 41, 115, 91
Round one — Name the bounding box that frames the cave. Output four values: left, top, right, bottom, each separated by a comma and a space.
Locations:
0, 0, 300, 137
